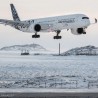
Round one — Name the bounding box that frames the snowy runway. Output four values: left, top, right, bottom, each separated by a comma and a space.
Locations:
0, 88, 98, 98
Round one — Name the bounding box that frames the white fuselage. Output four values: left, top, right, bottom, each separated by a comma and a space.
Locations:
20, 14, 90, 33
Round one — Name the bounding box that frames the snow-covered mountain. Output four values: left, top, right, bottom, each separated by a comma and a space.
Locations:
0, 44, 46, 51
62, 45, 98, 56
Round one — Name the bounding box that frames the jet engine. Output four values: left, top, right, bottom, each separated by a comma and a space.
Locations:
71, 28, 86, 35
34, 24, 41, 32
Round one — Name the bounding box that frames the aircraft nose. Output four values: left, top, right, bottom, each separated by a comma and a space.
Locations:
95, 18, 97, 23
90, 18, 97, 24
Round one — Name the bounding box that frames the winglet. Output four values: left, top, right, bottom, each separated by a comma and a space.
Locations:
10, 4, 20, 21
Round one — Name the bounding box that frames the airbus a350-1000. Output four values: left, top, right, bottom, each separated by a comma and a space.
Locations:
0, 4, 97, 39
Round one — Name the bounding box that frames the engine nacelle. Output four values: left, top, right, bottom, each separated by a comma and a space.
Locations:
71, 28, 84, 35
34, 24, 41, 32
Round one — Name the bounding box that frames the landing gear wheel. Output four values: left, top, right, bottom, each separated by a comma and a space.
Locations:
54, 36, 62, 39
32, 35, 40, 38
36, 35, 40, 38
83, 32, 86, 34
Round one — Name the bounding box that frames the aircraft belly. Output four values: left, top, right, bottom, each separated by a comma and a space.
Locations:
54, 23, 71, 30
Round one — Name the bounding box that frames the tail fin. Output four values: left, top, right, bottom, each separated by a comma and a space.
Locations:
10, 4, 20, 21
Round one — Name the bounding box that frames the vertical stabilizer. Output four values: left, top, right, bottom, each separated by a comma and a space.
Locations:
10, 4, 20, 21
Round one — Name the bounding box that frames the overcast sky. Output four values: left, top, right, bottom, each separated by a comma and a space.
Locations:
0, 0, 98, 52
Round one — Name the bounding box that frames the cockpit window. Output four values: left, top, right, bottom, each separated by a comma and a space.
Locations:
82, 17, 89, 19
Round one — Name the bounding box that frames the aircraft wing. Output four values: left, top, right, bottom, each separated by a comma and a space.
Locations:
39, 23, 54, 32
0, 19, 29, 28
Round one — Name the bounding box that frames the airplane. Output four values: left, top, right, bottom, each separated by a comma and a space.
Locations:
0, 4, 97, 39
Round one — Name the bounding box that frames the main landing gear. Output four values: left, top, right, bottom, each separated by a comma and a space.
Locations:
32, 33, 40, 38
83, 32, 86, 34
54, 30, 62, 39
32, 31, 62, 39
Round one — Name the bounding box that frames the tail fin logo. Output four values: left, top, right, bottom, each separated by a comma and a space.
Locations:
10, 4, 20, 21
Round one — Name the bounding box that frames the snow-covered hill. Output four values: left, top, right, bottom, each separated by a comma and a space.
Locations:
0, 44, 46, 51
62, 45, 98, 56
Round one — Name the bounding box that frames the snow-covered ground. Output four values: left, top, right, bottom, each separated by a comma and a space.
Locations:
0, 51, 98, 89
